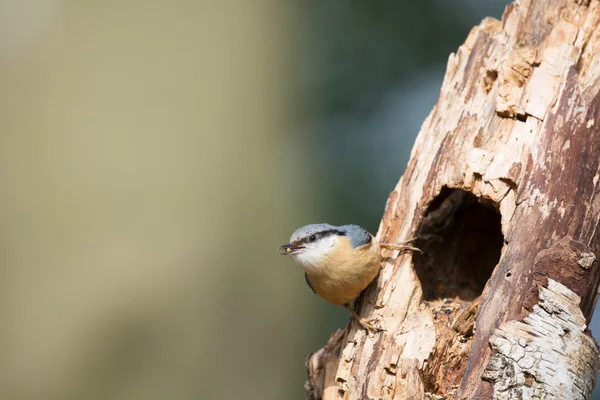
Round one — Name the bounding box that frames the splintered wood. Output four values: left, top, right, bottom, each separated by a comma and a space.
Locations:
483, 280, 600, 400
305, 0, 600, 399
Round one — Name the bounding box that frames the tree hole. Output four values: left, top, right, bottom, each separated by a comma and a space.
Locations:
413, 187, 503, 301
415, 188, 504, 397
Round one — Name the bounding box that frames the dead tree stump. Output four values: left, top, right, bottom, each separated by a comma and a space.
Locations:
305, 0, 600, 399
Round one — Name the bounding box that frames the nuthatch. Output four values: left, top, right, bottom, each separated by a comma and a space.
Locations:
280, 224, 419, 332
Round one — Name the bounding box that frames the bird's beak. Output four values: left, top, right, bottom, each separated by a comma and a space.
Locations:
279, 243, 304, 255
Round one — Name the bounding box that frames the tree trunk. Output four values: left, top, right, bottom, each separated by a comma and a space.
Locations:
305, 0, 600, 399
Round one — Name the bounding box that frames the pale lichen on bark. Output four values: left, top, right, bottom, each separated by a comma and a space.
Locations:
483, 279, 600, 400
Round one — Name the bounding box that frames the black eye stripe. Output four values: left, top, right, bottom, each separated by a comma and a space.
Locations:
301, 229, 345, 244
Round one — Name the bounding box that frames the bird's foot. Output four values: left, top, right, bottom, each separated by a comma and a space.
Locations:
343, 304, 385, 332
379, 239, 422, 254
358, 317, 384, 333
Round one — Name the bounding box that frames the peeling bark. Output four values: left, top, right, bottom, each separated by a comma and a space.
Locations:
483, 279, 599, 400
305, 0, 600, 399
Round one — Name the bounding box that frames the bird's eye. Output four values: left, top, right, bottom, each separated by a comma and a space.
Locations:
309, 234, 316, 242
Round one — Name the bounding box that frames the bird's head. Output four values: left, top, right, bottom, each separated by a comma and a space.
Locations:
279, 223, 372, 270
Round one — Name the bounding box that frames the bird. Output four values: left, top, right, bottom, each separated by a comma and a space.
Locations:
279, 223, 420, 332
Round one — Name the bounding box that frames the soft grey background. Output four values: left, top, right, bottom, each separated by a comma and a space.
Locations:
1, 1, 598, 399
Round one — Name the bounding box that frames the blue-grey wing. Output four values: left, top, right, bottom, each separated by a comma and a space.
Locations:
340, 224, 373, 248
305, 273, 316, 294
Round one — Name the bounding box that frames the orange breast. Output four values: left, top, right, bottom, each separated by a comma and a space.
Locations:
305, 237, 381, 305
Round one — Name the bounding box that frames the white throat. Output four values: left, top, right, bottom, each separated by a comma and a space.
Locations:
291, 235, 337, 271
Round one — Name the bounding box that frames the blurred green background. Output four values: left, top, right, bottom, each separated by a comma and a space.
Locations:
3, 1, 599, 400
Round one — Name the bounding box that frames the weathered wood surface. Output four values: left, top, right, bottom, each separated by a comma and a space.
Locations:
482, 279, 599, 399
305, 0, 600, 399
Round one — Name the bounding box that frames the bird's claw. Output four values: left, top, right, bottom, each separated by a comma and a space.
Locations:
379, 242, 423, 254
359, 317, 385, 333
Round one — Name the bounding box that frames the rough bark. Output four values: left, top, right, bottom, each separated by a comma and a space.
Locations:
305, 0, 600, 399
